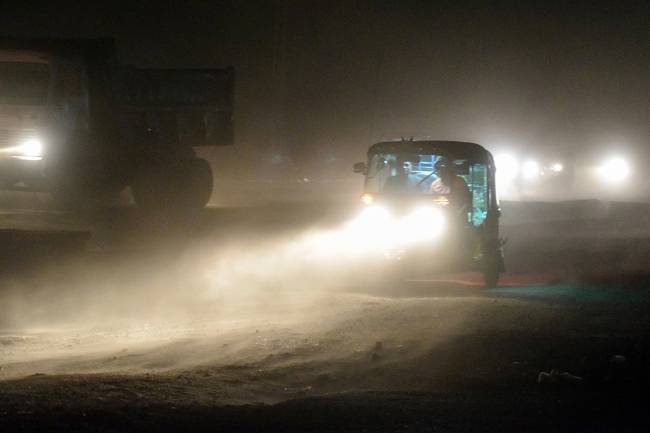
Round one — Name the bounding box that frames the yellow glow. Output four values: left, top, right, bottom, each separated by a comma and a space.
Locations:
360, 193, 374, 205
432, 196, 449, 206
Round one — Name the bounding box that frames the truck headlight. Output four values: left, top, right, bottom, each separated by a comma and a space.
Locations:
22, 138, 43, 156
13, 138, 43, 160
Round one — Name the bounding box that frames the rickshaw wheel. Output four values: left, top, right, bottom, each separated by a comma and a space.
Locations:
482, 253, 500, 289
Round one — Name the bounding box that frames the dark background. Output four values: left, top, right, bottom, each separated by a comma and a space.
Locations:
1, 0, 648, 180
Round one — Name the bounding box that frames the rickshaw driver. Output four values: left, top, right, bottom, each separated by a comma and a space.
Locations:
430, 157, 480, 260
383, 156, 424, 193
430, 158, 472, 213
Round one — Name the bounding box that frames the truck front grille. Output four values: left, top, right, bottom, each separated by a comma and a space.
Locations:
0, 129, 9, 148
0, 129, 36, 150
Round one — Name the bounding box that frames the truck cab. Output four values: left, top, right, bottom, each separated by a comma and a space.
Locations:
0, 38, 234, 211
0, 50, 52, 188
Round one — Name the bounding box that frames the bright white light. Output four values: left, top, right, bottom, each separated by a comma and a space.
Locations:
550, 162, 563, 173
346, 204, 446, 248
358, 204, 391, 223
598, 157, 630, 183
347, 205, 393, 236
18, 138, 43, 158
398, 205, 445, 242
522, 160, 540, 180
494, 154, 519, 181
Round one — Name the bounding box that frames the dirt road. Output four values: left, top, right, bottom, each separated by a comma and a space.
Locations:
1, 200, 650, 432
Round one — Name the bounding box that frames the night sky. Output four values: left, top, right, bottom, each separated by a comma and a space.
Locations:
1, 0, 648, 178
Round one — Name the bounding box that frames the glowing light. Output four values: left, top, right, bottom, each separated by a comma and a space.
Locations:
346, 204, 445, 248
550, 162, 563, 173
347, 205, 393, 235
522, 160, 540, 180
432, 196, 449, 206
19, 138, 43, 158
598, 157, 630, 183
398, 205, 445, 242
360, 193, 374, 205
494, 153, 519, 182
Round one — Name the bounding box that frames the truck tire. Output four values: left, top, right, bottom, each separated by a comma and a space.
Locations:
183, 157, 214, 209
132, 158, 213, 211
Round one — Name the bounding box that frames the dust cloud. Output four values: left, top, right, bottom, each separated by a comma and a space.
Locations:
0, 205, 448, 381
0, 219, 365, 327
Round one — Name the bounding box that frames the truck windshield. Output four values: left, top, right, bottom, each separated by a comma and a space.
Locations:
0, 62, 50, 105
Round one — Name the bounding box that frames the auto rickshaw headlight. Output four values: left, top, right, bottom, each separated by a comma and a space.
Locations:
348, 204, 392, 233
359, 204, 390, 221
432, 196, 449, 206
360, 193, 374, 205
399, 205, 445, 241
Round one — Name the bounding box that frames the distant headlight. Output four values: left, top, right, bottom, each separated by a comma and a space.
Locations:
522, 160, 540, 180
549, 162, 563, 173
495, 153, 519, 181
598, 157, 630, 184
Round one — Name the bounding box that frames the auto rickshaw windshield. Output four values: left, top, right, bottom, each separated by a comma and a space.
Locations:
365, 152, 489, 227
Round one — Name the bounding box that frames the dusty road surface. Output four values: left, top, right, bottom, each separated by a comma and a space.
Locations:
1, 199, 650, 432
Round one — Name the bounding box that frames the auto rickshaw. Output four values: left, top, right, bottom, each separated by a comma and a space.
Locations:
352, 140, 504, 288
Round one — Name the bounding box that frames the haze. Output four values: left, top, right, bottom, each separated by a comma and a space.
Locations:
2, 1, 647, 186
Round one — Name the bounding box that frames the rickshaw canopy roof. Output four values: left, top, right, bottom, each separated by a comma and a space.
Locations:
368, 140, 494, 165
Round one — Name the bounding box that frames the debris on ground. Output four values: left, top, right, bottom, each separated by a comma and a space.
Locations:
537, 369, 583, 385
610, 354, 627, 365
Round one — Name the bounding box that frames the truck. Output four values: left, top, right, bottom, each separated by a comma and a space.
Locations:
0, 38, 234, 210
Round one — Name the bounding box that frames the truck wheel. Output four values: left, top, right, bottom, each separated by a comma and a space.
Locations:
132, 158, 213, 211
182, 157, 213, 209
